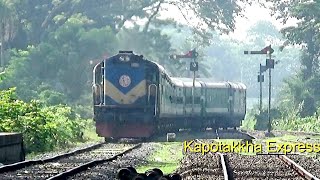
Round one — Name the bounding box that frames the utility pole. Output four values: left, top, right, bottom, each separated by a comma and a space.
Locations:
0, 42, 2, 71
0, 22, 4, 71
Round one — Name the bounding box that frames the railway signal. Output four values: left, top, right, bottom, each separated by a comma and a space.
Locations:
266, 59, 275, 69
170, 49, 199, 115
244, 45, 275, 135
257, 74, 264, 82
260, 64, 268, 73
169, 49, 199, 60
244, 45, 274, 55
190, 61, 198, 71
244, 45, 274, 114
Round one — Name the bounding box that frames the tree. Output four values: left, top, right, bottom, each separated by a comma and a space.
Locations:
0, 0, 17, 68
266, 0, 320, 116
266, 0, 320, 79
1, 0, 258, 117
8, 0, 255, 45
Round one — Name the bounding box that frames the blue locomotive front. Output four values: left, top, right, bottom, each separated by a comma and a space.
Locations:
93, 51, 159, 139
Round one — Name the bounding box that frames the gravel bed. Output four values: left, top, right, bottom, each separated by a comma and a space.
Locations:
287, 154, 320, 178
175, 152, 224, 180
26, 141, 103, 160
272, 130, 320, 137
245, 130, 320, 140
1, 143, 131, 180
227, 153, 304, 179
245, 130, 267, 139
175, 139, 224, 180
69, 143, 157, 179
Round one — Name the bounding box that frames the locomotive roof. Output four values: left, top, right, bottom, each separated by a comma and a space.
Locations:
150, 60, 165, 73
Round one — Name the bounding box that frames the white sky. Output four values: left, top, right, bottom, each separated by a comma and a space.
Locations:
232, 4, 281, 40
159, 2, 297, 41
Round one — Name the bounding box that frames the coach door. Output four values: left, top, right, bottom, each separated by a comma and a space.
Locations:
92, 62, 103, 105
146, 66, 159, 116
199, 81, 206, 118
227, 82, 234, 116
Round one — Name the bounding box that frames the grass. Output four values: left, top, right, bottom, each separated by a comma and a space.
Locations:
79, 119, 103, 142
253, 134, 320, 156
136, 142, 183, 174
240, 117, 256, 131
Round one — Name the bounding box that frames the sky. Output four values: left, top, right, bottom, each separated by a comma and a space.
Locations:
232, 4, 281, 40
159, 2, 297, 41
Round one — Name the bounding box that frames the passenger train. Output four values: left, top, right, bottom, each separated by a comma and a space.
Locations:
92, 51, 246, 140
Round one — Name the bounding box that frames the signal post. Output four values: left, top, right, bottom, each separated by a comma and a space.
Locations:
170, 49, 198, 116
244, 45, 275, 136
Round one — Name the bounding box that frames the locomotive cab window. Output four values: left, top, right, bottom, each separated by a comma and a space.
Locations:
93, 63, 103, 85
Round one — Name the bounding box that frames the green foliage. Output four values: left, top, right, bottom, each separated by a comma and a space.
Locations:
273, 115, 320, 133
0, 71, 4, 82
241, 109, 257, 131
254, 108, 281, 130
0, 0, 259, 116
267, 0, 320, 117
0, 88, 85, 153
1, 18, 118, 105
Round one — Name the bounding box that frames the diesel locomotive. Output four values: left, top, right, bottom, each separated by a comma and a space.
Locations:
92, 51, 246, 140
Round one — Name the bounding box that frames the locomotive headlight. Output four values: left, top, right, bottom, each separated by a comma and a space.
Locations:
125, 56, 130, 62
119, 55, 130, 62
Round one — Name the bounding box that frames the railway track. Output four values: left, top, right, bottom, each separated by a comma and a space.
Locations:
0, 142, 141, 180
176, 131, 320, 180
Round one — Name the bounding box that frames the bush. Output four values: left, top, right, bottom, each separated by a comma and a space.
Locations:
0, 88, 85, 153
254, 108, 281, 130
272, 114, 320, 132
241, 108, 257, 131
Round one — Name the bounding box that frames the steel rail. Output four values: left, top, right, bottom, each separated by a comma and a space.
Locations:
47, 143, 142, 180
279, 155, 319, 180
248, 132, 319, 180
195, 139, 230, 180
0, 142, 104, 173
195, 132, 319, 180
218, 152, 229, 180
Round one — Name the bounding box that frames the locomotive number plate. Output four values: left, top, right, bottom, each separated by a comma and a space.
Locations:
119, 75, 131, 87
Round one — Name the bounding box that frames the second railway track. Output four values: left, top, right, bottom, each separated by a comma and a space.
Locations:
176, 131, 320, 180
0, 142, 141, 180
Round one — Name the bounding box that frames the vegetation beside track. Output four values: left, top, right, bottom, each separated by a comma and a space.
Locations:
136, 142, 183, 174
241, 105, 320, 133
0, 88, 99, 154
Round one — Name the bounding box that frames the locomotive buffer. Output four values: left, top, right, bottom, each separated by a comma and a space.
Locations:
170, 49, 199, 116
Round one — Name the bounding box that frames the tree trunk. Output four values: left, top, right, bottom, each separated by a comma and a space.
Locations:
0, 21, 4, 70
